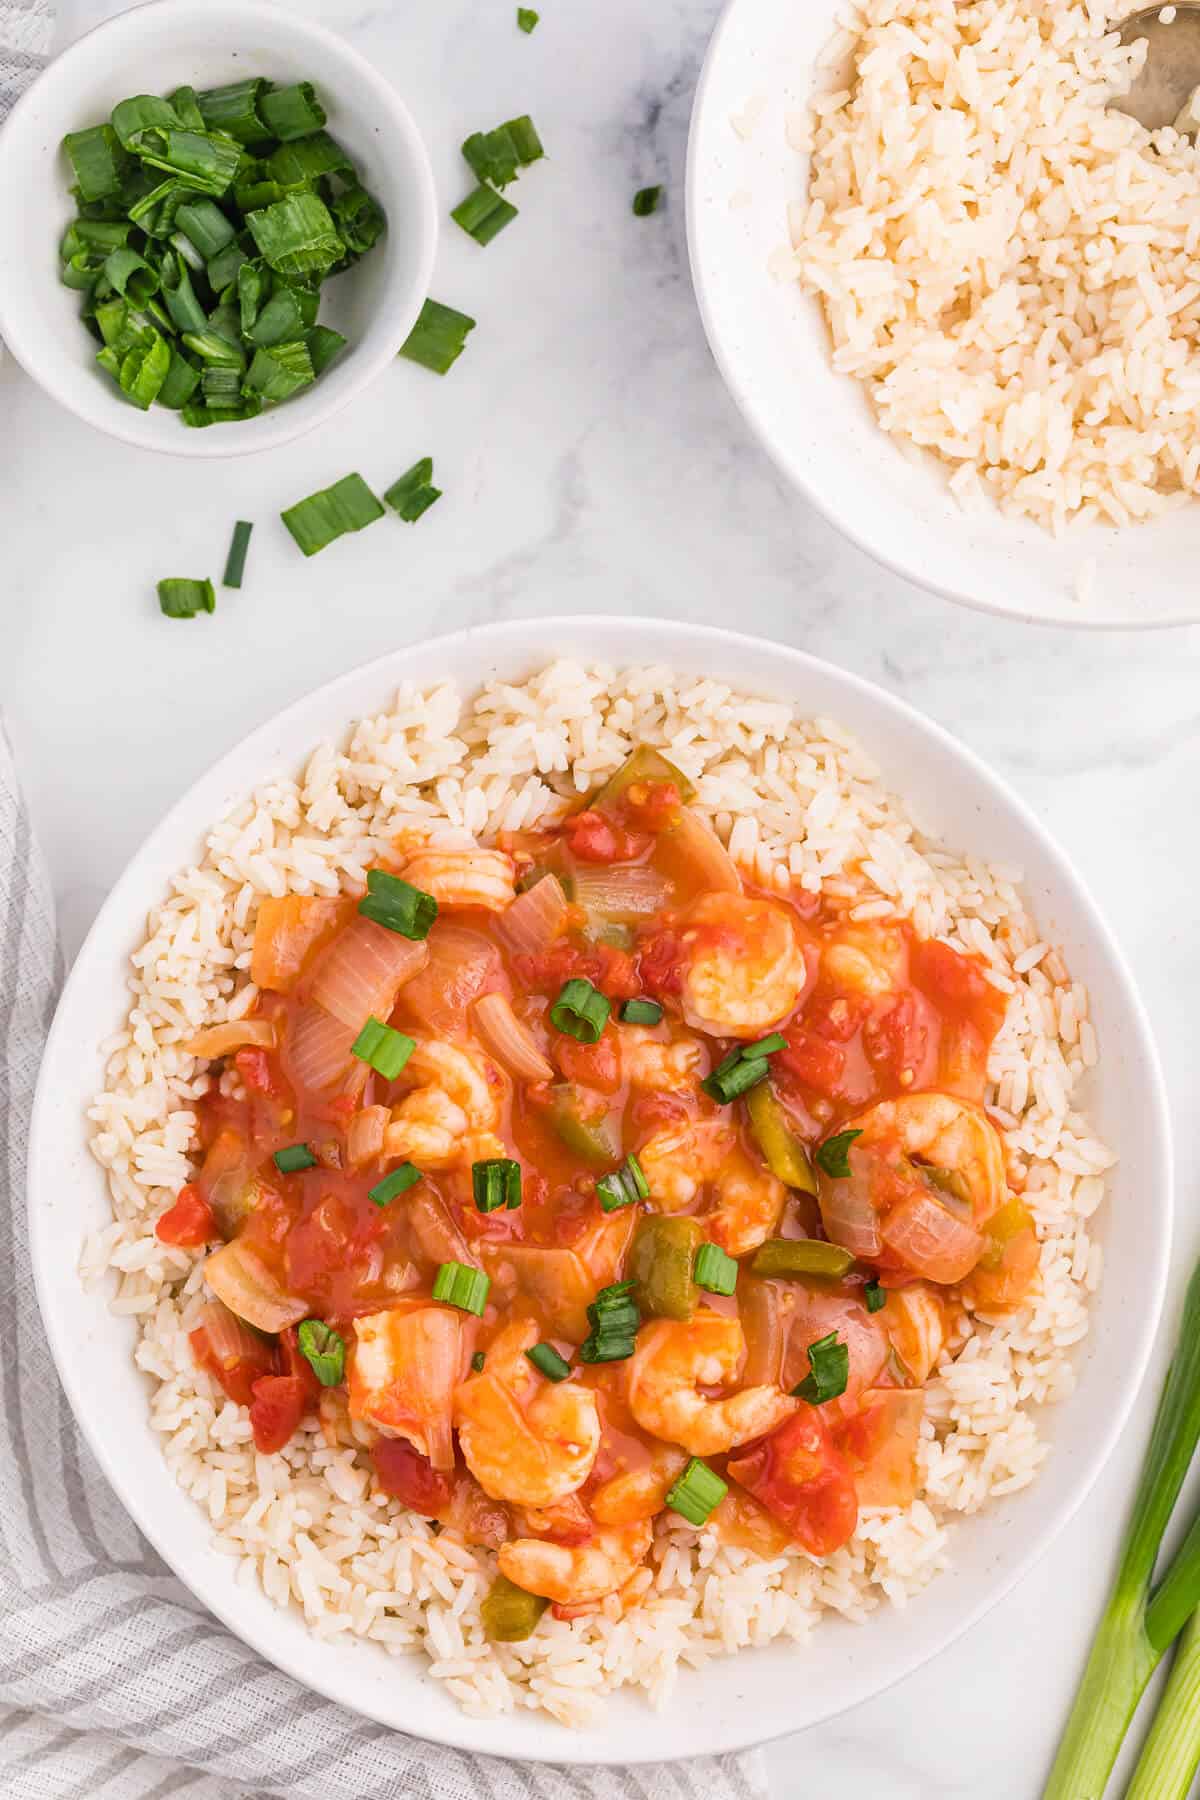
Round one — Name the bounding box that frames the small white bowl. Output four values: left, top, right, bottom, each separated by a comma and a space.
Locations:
687, 0, 1200, 627
28, 617, 1171, 1764
0, 0, 437, 458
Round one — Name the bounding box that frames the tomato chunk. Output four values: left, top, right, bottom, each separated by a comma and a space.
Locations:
233, 1047, 280, 1096
554, 1031, 620, 1093
371, 1437, 456, 1516
190, 1316, 277, 1408
249, 1374, 309, 1454
155, 1183, 217, 1247
728, 1407, 858, 1557
565, 809, 651, 864
775, 1029, 846, 1099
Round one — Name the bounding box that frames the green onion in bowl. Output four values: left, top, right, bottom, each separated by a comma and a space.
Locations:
59, 76, 384, 426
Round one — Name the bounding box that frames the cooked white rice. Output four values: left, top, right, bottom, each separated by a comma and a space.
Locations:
83, 661, 1113, 1726
792, 0, 1200, 534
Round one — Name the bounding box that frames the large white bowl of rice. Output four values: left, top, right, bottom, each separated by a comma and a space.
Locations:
687, 0, 1200, 626
28, 617, 1170, 1762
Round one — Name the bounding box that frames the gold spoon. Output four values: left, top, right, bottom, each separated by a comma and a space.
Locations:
1111, 3, 1200, 130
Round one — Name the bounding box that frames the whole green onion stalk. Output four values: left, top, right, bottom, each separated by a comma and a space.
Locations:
1044, 1260, 1200, 1798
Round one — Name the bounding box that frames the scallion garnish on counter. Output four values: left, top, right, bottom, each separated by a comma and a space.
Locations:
60, 77, 381, 425
398, 298, 476, 375
452, 113, 544, 245
1045, 1260, 1200, 1799
157, 577, 215, 619
517, 8, 539, 31
385, 458, 442, 523
222, 519, 253, 588
632, 185, 663, 217
281, 472, 385, 556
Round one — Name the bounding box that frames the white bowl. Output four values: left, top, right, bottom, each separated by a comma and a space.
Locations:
28, 617, 1171, 1763
0, 0, 437, 458
686, 0, 1200, 628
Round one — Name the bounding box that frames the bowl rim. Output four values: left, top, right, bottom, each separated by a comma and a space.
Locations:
683, 0, 1200, 633
0, 0, 438, 460
27, 615, 1174, 1762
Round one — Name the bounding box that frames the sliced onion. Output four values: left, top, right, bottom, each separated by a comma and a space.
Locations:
310, 915, 429, 1031
818, 1177, 883, 1259
880, 1190, 985, 1284
185, 1018, 277, 1059
195, 1298, 270, 1372
661, 809, 742, 894
398, 922, 501, 1037
472, 993, 554, 1082
783, 1290, 887, 1409
495, 873, 570, 956
571, 864, 670, 924
250, 895, 348, 993
287, 1005, 358, 1091
203, 1239, 308, 1332
347, 1104, 389, 1168
480, 1245, 593, 1340
739, 1275, 797, 1387
407, 1188, 470, 1268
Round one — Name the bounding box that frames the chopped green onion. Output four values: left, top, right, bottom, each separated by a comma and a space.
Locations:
158, 350, 201, 409
307, 324, 347, 375
181, 328, 245, 369
473, 1158, 522, 1213
702, 1049, 770, 1105
138, 127, 241, 197
111, 95, 181, 152
550, 977, 611, 1044
166, 85, 205, 131
102, 247, 158, 305
273, 1143, 317, 1173
246, 192, 343, 276
596, 1153, 649, 1213
451, 184, 518, 246
462, 127, 521, 190
267, 131, 352, 185
259, 81, 326, 142
357, 868, 438, 939
160, 253, 208, 334
194, 79, 269, 145
620, 998, 663, 1026
331, 184, 386, 256
245, 288, 303, 348
505, 114, 544, 165
222, 520, 253, 589
181, 397, 262, 426
864, 1280, 886, 1313
206, 238, 249, 295
694, 1243, 738, 1296
63, 125, 124, 202
633, 185, 663, 217
244, 339, 315, 402
526, 1343, 570, 1382
745, 1032, 788, 1058
398, 298, 477, 375
384, 458, 442, 523
297, 1318, 345, 1386
517, 7, 539, 29
814, 1129, 863, 1180
369, 1162, 422, 1206
351, 1016, 415, 1079
470, 1350, 486, 1373
432, 1261, 490, 1317
792, 1331, 850, 1405
157, 577, 215, 619
174, 198, 235, 260
281, 472, 385, 556
579, 1280, 640, 1364
666, 1457, 727, 1526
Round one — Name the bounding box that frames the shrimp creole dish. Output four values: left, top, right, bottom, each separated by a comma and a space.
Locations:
86, 662, 1111, 1724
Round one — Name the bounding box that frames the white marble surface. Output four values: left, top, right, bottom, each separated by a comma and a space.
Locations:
5, 0, 1200, 1791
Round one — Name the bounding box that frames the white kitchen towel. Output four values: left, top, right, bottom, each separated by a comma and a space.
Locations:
0, 0, 50, 117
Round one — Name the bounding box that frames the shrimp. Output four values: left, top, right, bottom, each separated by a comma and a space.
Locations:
498, 1520, 652, 1607
590, 1444, 688, 1525
817, 1092, 1006, 1284
349, 1304, 473, 1470
821, 924, 907, 998
621, 1025, 706, 1094
454, 1319, 601, 1506
677, 892, 810, 1038
626, 1314, 796, 1456
637, 1120, 785, 1255
384, 1039, 507, 1169
883, 1282, 952, 1384
401, 847, 516, 913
